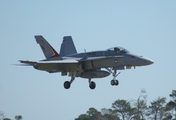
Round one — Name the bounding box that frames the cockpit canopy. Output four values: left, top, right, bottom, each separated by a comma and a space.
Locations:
107, 47, 129, 53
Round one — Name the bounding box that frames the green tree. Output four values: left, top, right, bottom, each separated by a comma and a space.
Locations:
133, 89, 147, 120
167, 90, 176, 119
75, 108, 120, 120
0, 112, 11, 120
0, 112, 5, 120
3, 118, 11, 120
75, 114, 91, 120
14, 115, 22, 120
86, 107, 101, 120
75, 90, 176, 120
86, 107, 101, 117
147, 97, 168, 120
101, 108, 120, 120
112, 99, 136, 120
75, 108, 101, 120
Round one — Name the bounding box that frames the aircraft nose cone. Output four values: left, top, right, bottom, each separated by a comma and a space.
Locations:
143, 57, 154, 65
146, 59, 154, 65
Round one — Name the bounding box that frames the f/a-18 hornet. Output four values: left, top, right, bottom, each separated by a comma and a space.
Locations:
19, 36, 154, 90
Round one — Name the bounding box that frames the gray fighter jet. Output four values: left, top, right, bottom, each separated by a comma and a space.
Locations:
19, 36, 153, 90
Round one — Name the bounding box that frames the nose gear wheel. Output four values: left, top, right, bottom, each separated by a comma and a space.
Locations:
111, 80, 119, 86
106, 68, 120, 87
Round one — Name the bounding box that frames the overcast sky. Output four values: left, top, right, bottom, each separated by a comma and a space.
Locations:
1, 1, 176, 120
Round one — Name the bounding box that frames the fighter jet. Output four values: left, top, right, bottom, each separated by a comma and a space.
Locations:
19, 36, 154, 90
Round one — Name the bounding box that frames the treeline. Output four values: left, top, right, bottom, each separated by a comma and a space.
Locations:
0, 114, 22, 120
75, 90, 176, 120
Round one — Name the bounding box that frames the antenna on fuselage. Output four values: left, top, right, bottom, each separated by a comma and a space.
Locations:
84, 49, 86, 52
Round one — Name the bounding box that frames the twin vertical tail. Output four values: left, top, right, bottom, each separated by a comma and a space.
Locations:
35, 36, 60, 59
35, 35, 77, 59
60, 36, 77, 56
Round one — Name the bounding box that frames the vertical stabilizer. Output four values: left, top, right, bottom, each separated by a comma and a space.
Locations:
35, 36, 60, 59
60, 36, 77, 56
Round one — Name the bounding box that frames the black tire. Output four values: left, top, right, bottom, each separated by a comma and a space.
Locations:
89, 81, 96, 89
111, 80, 115, 86
64, 81, 71, 89
115, 80, 119, 86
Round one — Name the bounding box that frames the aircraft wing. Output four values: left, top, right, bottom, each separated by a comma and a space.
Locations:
19, 55, 124, 72
20, 59, 78, 64
19, 59, 82, 73
19, 55, 123, 65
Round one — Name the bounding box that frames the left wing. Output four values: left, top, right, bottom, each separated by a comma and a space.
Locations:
19, 59, 82, 73
19, 55, 124, 72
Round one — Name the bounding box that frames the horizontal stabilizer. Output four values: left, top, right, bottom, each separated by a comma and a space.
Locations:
19, 60, 37, 65
12, 63, 33, 66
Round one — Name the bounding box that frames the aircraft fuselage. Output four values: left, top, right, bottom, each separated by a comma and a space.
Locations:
19, 36, 154, 90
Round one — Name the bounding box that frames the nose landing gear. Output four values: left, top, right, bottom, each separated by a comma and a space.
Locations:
106, 68, 121, 87
63, 72, 96, 90
111, 79, 119, 86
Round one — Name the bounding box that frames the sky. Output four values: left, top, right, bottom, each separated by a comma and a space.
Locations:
0, 1, 176, 120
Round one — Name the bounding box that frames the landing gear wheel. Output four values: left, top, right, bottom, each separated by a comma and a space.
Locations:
111, 80, 115, 86
64, 81, 71, 89
115, 80, 119, 86
89, 81, 96, 90
111, 80, 119, 86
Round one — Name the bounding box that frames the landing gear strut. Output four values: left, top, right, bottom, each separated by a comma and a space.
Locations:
63, 72, 76, 89
106, 68, 120, 86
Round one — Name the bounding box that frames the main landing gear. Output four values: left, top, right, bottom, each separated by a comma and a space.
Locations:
64, 78, 96, 90
106, 68, 120, 87
63, 72, 76, 89
89, 78, 96, 90
63, 72, 96, 90
63, 68, 121, 89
